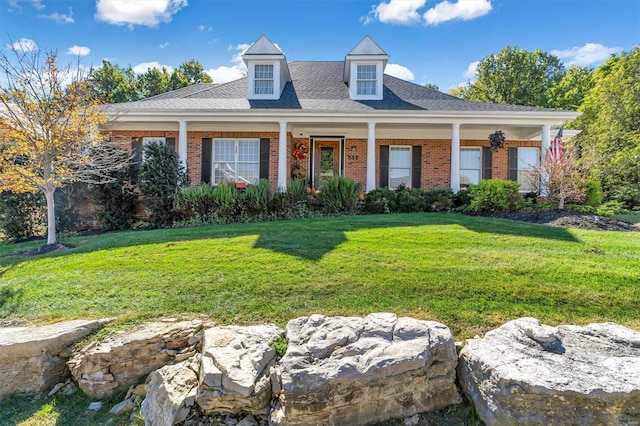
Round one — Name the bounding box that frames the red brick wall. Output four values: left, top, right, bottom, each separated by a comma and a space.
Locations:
106, 130, 540, 191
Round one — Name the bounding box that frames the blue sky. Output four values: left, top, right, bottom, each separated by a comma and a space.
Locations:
1, 0, 638, 91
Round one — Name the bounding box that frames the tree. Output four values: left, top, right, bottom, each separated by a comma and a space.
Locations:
137, 66, 172, 98
0, 45, 129, 245
463, 46, 565, 107
547, 65, 594, 110
423, 83, 439, 91
138, 141, 188, 227
170, 59, 212, 90
90, 60, 139, 103
574, 49, 640, 207
534, 146, 591, 209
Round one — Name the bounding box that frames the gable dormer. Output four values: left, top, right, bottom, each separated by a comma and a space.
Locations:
344, 36, 388, 101
242, 35, 291, 100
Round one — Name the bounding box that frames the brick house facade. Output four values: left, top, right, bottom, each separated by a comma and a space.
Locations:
104, 35, 579, 195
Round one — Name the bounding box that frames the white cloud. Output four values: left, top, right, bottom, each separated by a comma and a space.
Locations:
364, 0, 426, 25
385, 63, 415, 81
423, 0, 492, 25
95, 0, 187, 27
67, 45, 91, 56
159, 42, 169, 49
7, 38, 38, 52
132, 61, 174, 74
8, 0, 44, 11
39, 7, 74, 23
463, 60, 479, 80
197, 24, 211, 31
205, 43, 250, 83
551, 43, 623, 66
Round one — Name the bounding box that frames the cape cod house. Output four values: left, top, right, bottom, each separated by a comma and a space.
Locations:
105, 35, 580, 194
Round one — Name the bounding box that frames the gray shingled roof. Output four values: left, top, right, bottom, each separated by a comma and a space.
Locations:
109, 61, 555, 113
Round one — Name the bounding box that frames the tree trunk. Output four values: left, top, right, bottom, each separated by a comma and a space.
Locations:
558, 196, 565, 210
44, 186, 57, 245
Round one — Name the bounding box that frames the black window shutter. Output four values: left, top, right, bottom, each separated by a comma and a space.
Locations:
166, 137, 176, 151
482, 147, 493, 180
259, 138, 270, 181
411, 146, 422, 189
508, 147, 518, 181
201, 138, 212, 184
379, 145, 389, 188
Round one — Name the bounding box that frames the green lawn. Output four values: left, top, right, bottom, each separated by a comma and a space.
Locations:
1, 213, 639, 340
614, 213, 640, 225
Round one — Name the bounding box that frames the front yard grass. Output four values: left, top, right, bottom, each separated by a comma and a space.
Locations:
1, 213, 638, 340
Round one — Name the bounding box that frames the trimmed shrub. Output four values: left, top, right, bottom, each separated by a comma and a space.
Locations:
211, 181, 239, 221
274, 178, 309, 214
138, 141, 188, 228
396, 188, 427, 213
424, 189, 455, 212
317, 176, 362, 214
364, 188, 397, 214
242, 179, 273, 217
174, 184, 218, 219
0, 191, 44, 239
467, 179, 523, 212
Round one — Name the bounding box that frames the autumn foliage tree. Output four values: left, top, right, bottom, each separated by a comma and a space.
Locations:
0, 43, 127, 245
534, 146, 591, 210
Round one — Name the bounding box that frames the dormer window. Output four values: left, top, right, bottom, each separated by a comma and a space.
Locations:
254, 64, 274, 95
242, 35, 291, 100
357, 65, 377, 96
344, 36, 388, 101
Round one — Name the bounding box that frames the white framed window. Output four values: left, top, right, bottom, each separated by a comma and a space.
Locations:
517, 147, 539, 192
213, 139, 260, 185
143, 137, 165, 146
460, 147, 482, 186
254, 64, 274, 95
356, 64, 377, 96
389, 146, 411, 188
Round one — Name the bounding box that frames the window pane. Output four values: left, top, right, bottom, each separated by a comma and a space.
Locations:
213, 161, 236, 184
357, 80, 376, 96
517, 148, 539, 192
390, 169, 410, 188
255, 64, 273, 79
238, 140, 259, 162
214, 140, 235, 162
460, 170, 481, 185
357, 65, 376, 79
254, 80, 274, 95
460, 148, 481, 169
390, 146, 411, 167
237, 163, 259, 185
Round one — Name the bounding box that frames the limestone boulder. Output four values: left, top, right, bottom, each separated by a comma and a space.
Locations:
141, 355, 200, 425
196, 324, 284, 415
0, 319, 109, 398
68, 320, 201, 399
458, 317, 640, 425
270, 313, 460, 426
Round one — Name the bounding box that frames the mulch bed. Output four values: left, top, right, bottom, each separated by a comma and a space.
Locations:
480, 209, 638, 232
11, 242, 76, 259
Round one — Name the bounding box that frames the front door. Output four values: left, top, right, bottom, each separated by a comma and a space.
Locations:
314, 140, 340, 188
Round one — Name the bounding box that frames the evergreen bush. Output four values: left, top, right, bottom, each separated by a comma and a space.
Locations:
138, 141, 187, 227
364, 188, 397, 214
0, 191, 44, 239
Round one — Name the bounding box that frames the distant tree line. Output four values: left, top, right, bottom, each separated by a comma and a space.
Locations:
90, 59, 212, 103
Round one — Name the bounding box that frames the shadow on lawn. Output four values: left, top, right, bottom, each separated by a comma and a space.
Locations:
0, 213, 580, 264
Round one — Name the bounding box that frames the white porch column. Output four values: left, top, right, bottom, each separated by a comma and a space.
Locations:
541, 124, 551, 164
178, 120, 188, 168
450, 123, 461, 192
278, 121, 288, 190
366, 121, 376, 192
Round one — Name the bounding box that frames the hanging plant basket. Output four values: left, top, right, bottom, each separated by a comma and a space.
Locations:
488, 130, 506, 151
